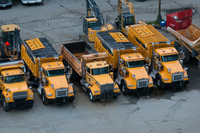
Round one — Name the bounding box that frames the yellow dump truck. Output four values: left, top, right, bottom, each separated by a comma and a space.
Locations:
61, 41, 120, 102
167, 23, 200, 74
0, 24, 22, 60
94, 31, 154, 95
0, 60, 34, 111
126, 24, 189, 90
21, 38, 74, 105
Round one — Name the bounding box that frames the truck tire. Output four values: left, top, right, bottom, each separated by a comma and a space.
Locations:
174, 40, 180, 49
156, 74, 164, 89
88, 90, 95, 102
177, 47, 190, 64
121, 80, 128, 95
42, 91, 49, 105
2, 97, 9, 112
0, 45, 7, 58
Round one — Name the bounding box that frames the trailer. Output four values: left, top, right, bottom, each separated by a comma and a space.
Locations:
61, 41, 120, 102
167, 23, 200, 73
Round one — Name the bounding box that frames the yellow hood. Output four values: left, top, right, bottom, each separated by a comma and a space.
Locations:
93, 74, 114, 85
47, 75, 68, 89
127, 67, 148, 80
4, 81, 28, 93
162, 61, 183, 73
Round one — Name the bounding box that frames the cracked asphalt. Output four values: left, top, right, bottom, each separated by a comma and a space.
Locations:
0, 0, 200, 133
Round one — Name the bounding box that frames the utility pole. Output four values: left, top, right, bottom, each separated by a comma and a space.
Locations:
156, 0, 162, 23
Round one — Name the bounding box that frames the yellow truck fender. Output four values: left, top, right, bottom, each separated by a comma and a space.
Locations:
88, 84, 100, 96
43, 86, 55, 99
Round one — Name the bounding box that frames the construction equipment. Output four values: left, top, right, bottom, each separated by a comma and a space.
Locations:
167, 23, 200, 74
21, 38, 74, 105
94, 30, 154, 95
0, 24, 22, 60
127, 24, 189, 90
82, 0, 113, 42
115, 0, 136, 35
0, 60, 34, 112
61, 41, 120, 102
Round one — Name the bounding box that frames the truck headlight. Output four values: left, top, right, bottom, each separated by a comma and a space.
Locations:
47, 94, 53, 96
30, 95, 33, 98
164, 78, 168, 81
50, 84, 54, 88
149, 82, 153, 85
184, 75, 188, 78
7, 97, 10, 101
114, 88, 118, 90
94, 90, 99, 93
129, 84, 133, 87
132, 75, 136, 78
69, 91, 73, 94
167, 69, 171, 72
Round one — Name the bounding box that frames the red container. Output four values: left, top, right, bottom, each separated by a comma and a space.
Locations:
166, 9, 193, 31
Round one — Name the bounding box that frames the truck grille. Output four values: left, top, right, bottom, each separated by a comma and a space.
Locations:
56, 88, 68, 98
100, 83, 114, 94
13, 91, 28, 100
172, 72, 183, 82
137, 79, 148, 88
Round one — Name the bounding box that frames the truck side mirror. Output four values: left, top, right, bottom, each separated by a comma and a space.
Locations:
178, 51, 185, 60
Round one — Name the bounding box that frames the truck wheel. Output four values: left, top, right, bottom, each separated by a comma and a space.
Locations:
156, 75, 164, 89
2, 97, 9, 112
42, 91, 49, 105
121, 81, 128, 95
174, 40, 180, 49
88, 90, 95, 102
0, 44, 7, 58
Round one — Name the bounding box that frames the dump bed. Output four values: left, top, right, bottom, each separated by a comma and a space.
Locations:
21, 38, 63, 78
61, 41, 98, 76
167, 23, 200, 54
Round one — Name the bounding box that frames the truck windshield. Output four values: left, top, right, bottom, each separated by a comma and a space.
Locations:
47, 69, 64, 77
4, 74, 25, 83
125, 16, 135, 26
88, 21, 98, 28
161, 54, 178, 62
127, 60, 144, 68
92, 67, 109, 75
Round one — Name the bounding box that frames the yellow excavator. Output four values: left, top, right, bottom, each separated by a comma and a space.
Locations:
115, 0, 136, 34
82, 0, 113, 42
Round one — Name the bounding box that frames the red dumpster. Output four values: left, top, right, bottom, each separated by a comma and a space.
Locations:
166, 9, 193, 30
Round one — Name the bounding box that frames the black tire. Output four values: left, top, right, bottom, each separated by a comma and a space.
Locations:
113, 95, 118, 99
177, 47, 190, 64
88, 90, 95, 102
174, 40, 180, 49
2, 97, 9, 112
42, 91, 49, 105
0, 44, 7, 58
121, 80, 128, 95
156, 74, 164, 89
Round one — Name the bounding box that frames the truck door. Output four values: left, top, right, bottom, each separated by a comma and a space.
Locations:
86, 67, 93, 85
83, 18, 88, 36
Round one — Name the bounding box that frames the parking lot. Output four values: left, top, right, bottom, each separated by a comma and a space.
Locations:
0, 0, 200, 133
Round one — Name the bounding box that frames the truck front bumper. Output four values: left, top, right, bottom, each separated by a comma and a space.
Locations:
48, 96, 74, 104
94, 92, 121, 101
164, 80, 189, 90
128, 87, 154, 95
8, 99, 34, 109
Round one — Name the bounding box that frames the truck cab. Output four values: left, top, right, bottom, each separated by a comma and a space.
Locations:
152, 47, 189, 89
116, 53, 153, 95
0, 24, 21, 59
84, 60, 120, 101
39, 61, 74, 104
0, 61, 34, 112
